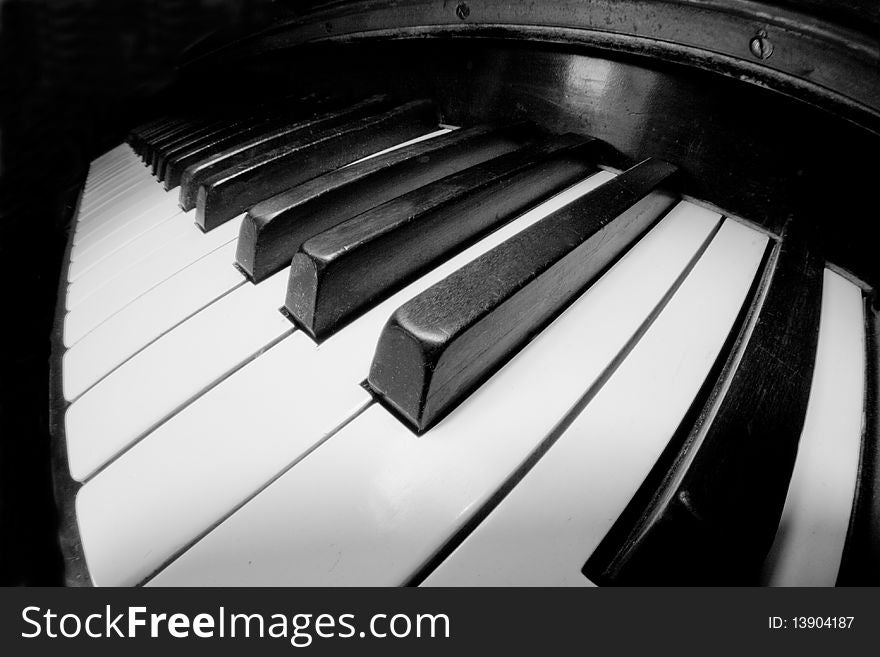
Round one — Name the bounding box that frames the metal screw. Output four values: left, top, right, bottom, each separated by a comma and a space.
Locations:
749, 30, 773, 60
455, 3, 470, 20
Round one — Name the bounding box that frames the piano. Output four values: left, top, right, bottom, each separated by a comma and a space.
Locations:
44, 0, 879, 586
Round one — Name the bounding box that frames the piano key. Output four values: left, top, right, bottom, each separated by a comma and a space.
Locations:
142, 119, 215, 163
162, 103, 343, 190
761, 269, 865, 586
582, 221, 823, 585
65, 269, 292, 481
65, 128, 455, 353
422, 218, 768, 586
69, 196, 182, 272
90, 142, 134, 172
78, 172, 617, 587
83, 157, 146, 195
237, 122, 535, 283
163, 118, 273, 190
129, 116, 189, 151
64, 215, 241, 331
78, 169, 155, 218
157, 117, 264, 183
285, 134, 603, 340
145, 199, 720, 586
368, 157, 677, 432
837, 299, 880, 584
62, 242, 244, 399
86, 157, 135, 189
75, 182, 170, 241
127, 114, 175, 140
65, 132, 464, 473
178, 95, 394, 211
150, 120, 238, 177
67, 210, 189, 285
194, 99, 438, 231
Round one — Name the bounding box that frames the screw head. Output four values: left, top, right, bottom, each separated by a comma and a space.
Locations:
749, 30, 774, 60
455, 3, 470, 20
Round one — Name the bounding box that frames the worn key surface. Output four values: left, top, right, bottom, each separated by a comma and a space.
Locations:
194, 100, 436, 230
583, 220, 823, 585
284, 134, 603, 340
367, 157, 678, 432
177, 95, 392, 211
237, 122, 537, 283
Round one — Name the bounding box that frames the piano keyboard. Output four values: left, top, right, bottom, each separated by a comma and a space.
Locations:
53, 97, 878, 587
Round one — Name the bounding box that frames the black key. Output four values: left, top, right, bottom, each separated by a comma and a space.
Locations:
366, 158, 678, 432
128, 115, 177, 149
583, 220, 822, 585
140, 120, 207, 163
837, 298, 880, 585
237, 122, 537, 283
158, 117, 265, 184
177, 94, 392, 211
194, 99, 437, 231
285, 134, 601, 341
153, 117, 261, 179
150, 119, 234, 175
129, 116, 186, 154
164, 115, 292, 191
144, 118, 224, 166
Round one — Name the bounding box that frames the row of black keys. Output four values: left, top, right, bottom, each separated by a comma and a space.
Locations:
129, 95, 878, 584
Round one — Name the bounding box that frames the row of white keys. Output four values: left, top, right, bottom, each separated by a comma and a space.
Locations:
68, 199, 183, 279
146, 200, 729, 586
63, 215, 241, 342
65, 268, 292, 481
67, 210, 194, 287
83, 146, 142, 189
83, 157, 144, 197
422, 219, 767, 586
62, 242, 245, 400
79, 169, 150, 222
86, 143, 131, 179
73, 182, 178, 252
761, 269, 865, 586
77, 172, 619, 587
78, 166, 162, 227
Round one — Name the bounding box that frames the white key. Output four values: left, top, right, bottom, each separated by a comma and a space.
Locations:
79, 167, 158, 216
67, 211, 188, 285
66, 268, 292, 481
88, 143, 130, 172
79, 172, 618, 586
62, 242, 245, 400
147, 200, 723, 586
84, 163, 145, 197
71, 193, 182, 263
69, 200, 183, 273
63, 218, 241, 346
762, 269, 865, 586
423, 219, 767, 586
74, 178, 169, 232
85, 147, 138, 185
